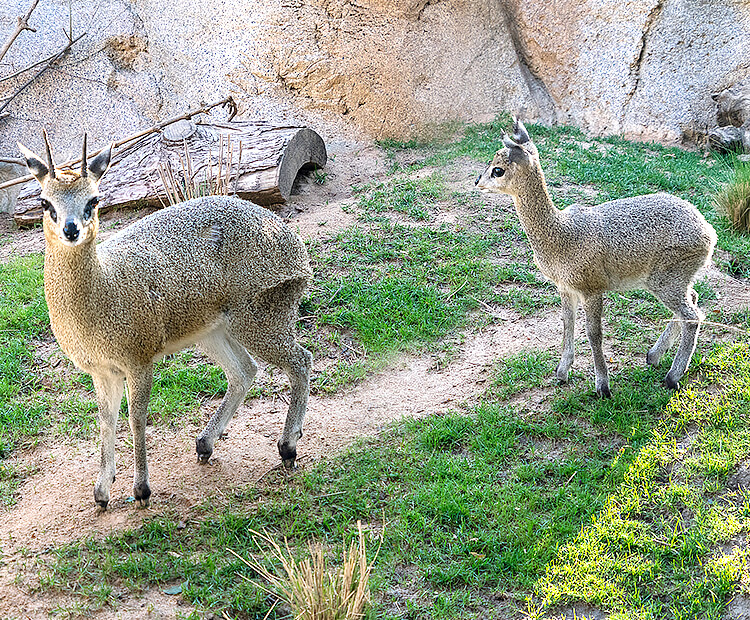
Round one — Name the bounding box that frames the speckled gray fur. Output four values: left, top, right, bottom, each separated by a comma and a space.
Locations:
476, 119, 717, 397
18, 139, 312, 510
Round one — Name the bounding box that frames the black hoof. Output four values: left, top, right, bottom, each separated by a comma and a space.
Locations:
134, 482, 151, 509
196, 437, 213, 464
664, 376, 679, 390
95, 499, 108, 512
278, 439, 297, 463
282, 458, 297, 470
597, 386, 612, 399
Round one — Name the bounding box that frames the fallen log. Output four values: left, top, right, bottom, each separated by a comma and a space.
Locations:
14, 119, 327, 226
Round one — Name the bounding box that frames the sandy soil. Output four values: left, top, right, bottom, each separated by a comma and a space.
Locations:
0, 138, 749, 619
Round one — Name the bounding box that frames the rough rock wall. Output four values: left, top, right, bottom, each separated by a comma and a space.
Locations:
1, 0, 749, 165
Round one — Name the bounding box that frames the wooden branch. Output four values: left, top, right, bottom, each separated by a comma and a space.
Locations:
0, 96, 236, 192
0, 32, 86, 120
0, 39, 75, 84
0, 0, 40, 65
14, 119, 327, 226
0, 157, 23, 165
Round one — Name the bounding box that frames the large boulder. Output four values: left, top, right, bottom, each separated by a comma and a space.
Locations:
0, 0, 749, 161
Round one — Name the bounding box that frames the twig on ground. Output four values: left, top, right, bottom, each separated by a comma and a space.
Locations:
0, 0, 40, 65
0, 96, 237, 191
470, 295, 505, 320
444, 277, 468, 301
0, 157, 23, 165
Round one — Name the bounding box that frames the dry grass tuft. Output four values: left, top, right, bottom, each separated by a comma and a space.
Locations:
158, 134, 242, 206
714, 161, 750, 233
229, 521, 378, 620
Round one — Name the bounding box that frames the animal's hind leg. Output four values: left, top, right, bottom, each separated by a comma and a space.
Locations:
647, 320, 680, 367
647, 290, 697, 367
195, 327, 257, 464
650, 283, 701, 389
239, 335, 311, 468
230, 279, 312, 468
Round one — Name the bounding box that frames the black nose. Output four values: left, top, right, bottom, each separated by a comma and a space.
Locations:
475, 173, 482, 186
63, 220, 79, 242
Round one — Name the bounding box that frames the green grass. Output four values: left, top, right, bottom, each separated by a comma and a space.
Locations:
487, 350, 557, 400
151, 351, 228, 426
355, 173, 447, 220
305, 216, 553, 356
533, 341, 750, 619
713, 159, 750, 233
33, 341, 750, 619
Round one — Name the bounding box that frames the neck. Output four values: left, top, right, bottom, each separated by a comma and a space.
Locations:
43, 222, 101, 323
511, 168, 565, 248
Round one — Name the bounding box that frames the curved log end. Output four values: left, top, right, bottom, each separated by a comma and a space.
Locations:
276, 128, 328, 203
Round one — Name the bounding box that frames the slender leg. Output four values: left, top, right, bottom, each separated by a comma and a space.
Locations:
235, 334, 311, 468
195, 328, 257, 463
237, 333, 312, 467
273, 344, 313, 467
665, 289, 702, 389
647, 319, 680, 367
583, 294, 611, 398
92, 372, 125, 510
125, 366, 153, 508
229, 279, 312, 468
556, 289, 578, 383
647, 290, 697, 367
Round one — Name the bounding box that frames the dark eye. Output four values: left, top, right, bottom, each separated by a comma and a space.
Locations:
491, 167, 505, 178
83, 197, 99, 221
40, 198, 57, 222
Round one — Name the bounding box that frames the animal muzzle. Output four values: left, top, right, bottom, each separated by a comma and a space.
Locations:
63, 220, 80, 242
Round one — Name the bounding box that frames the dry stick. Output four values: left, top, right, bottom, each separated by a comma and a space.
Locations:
218, 134, 225, 194
0, 0, 40, 65
182, 139, 193, 199
167, 161, 183, 204
155, 165, 170, 207
1, 96, 236, 192
0, 40, 73, 84
234, 139, 243, 195
226, 134, 233, 195
0, 157, 23, 165
0, 32, 87, 121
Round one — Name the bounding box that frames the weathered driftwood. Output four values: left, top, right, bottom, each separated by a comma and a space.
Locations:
14, 120, 327, 226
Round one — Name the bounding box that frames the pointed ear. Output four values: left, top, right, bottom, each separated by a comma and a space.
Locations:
507, 145, 530, 166
512, 118, 530, 144
502, 133, 530, 165
88, 144, 113, 182
18, 142, 49, 183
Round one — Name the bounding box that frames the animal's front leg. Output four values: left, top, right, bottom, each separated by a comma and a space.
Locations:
92, 372, 125, 510
583, 294, 611, 399
556, 290, 578, 383
125, 366, 153, 508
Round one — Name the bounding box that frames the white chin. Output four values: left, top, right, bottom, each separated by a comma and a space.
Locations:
58, 236, 83, 247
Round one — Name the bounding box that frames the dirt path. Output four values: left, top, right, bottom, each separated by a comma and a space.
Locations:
0, 311, 564, 618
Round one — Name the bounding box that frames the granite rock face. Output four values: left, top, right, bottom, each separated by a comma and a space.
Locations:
0, 0, 749, 169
